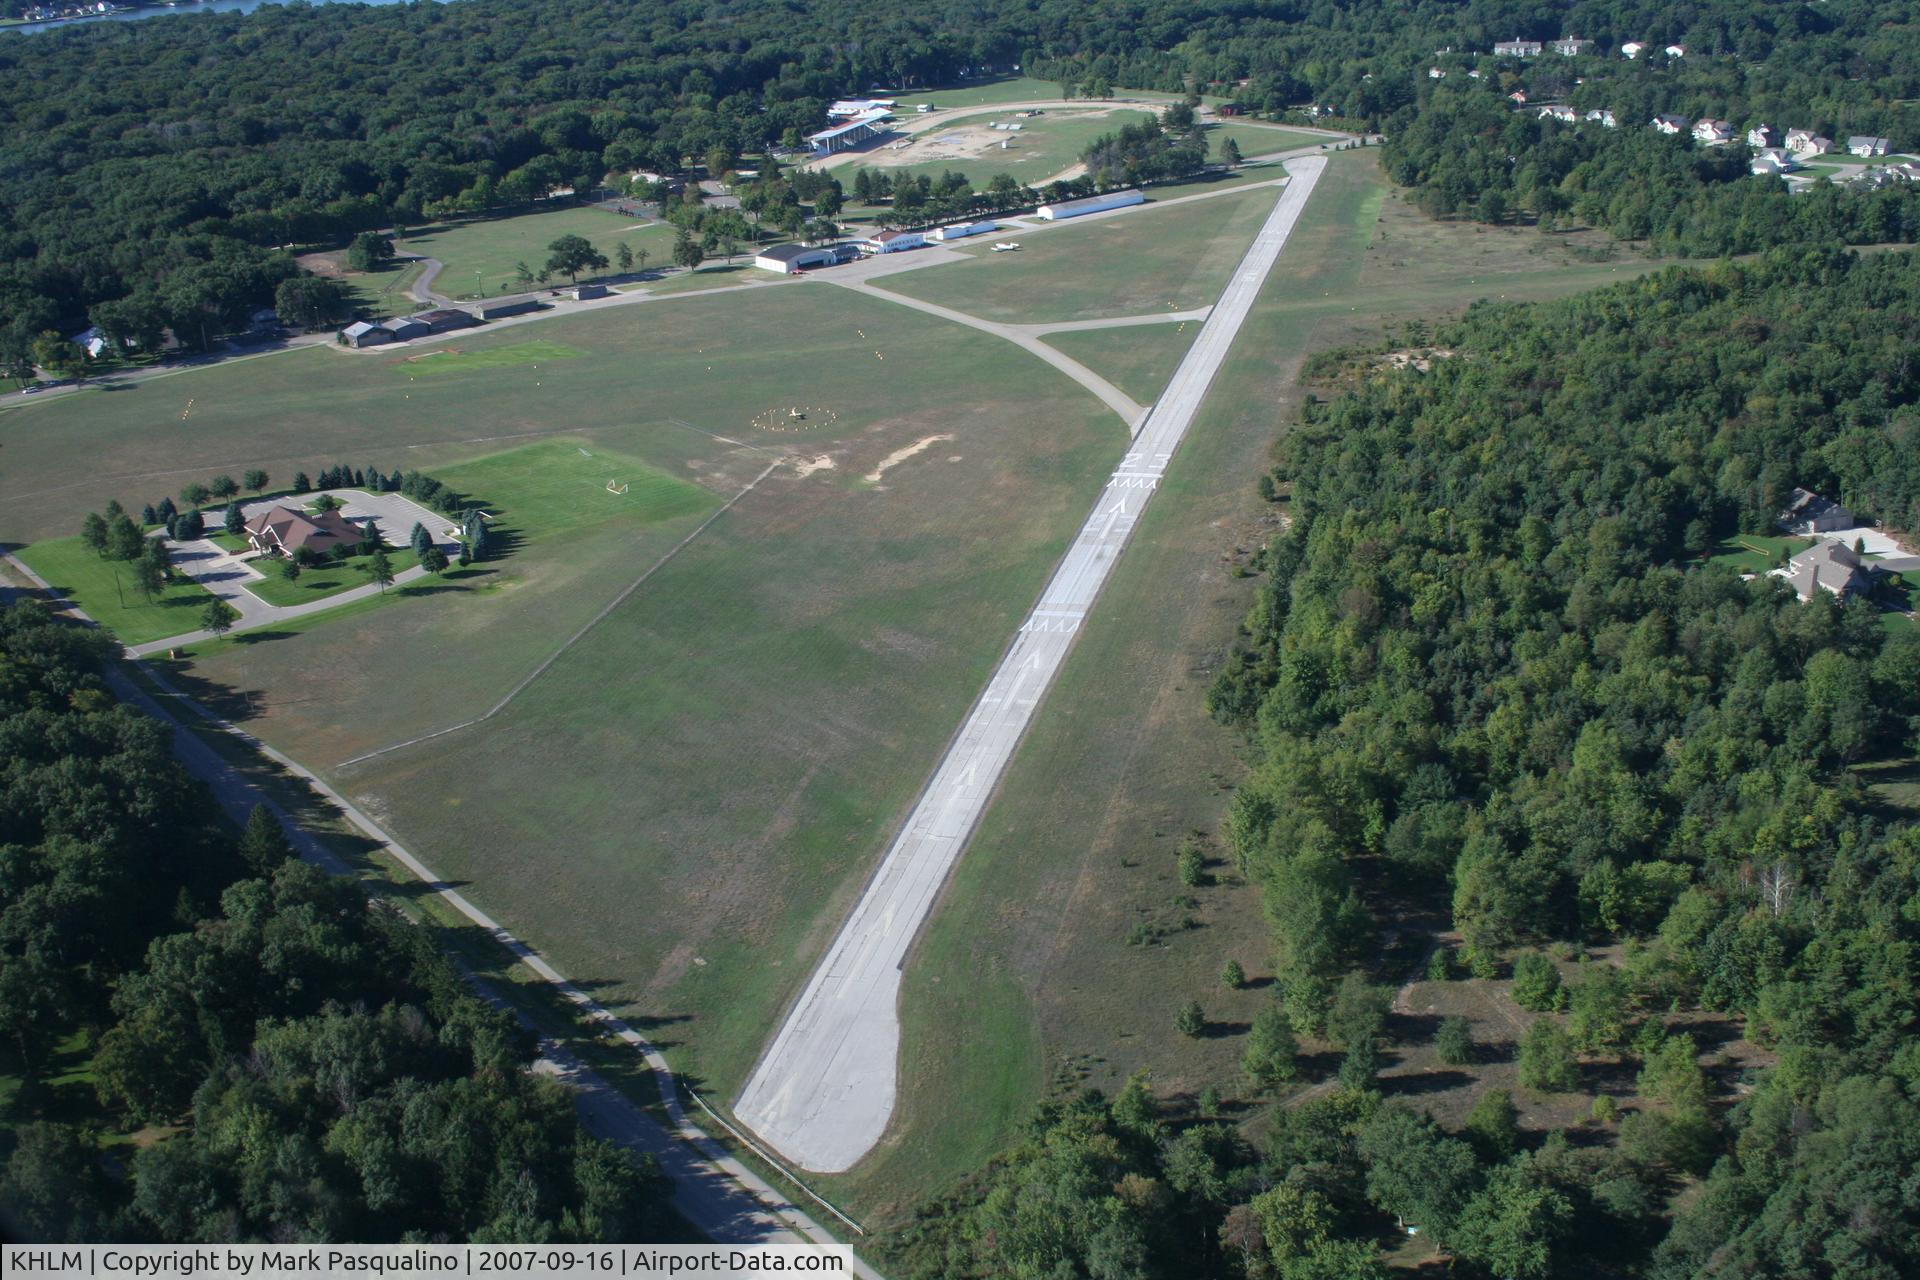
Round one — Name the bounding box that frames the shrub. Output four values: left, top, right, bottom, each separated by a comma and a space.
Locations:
1435, 1015, 1474, 1066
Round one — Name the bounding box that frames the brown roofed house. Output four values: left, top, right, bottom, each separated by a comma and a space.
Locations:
1777, 540, 1875, 602
245, 505, 361, 557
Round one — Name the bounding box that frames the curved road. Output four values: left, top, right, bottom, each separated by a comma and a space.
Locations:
734, 155, 1328, 1173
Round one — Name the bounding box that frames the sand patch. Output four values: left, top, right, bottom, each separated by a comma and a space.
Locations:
791, 454, 837, 478
864, 435, 954, 484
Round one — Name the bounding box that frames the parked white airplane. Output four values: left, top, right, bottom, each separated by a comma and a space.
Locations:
991, 242, 1021, 252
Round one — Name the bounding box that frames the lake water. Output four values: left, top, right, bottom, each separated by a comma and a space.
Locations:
3, 0, 442, 36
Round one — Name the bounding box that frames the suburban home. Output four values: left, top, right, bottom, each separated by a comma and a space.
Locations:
1778, 487, 1856, 534
1508, 90, 1530, 104
69, 326, 110, 359
1693, 119, 1735, 145
1786, 130, 1834, 158
1552, 38, 1593, 56
1493, 39, 1543, 57
340, 321, 394, 348
244, 505, 363, 558
384, 315, 430, 342
1746, 124, 1778, 148
1652, 115, 1691, 135
1847, 135, 1890, 157
1585, 109, 1618, 128
1621, 41, 1646, 58
1537, 104, 1577, 123
1774, 541, 1877, 602
1428, 67, 1447, 79
1664, 44, 1686, 57
1751, 148, 1797, 176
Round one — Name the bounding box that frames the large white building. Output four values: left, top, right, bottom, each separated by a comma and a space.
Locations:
754, 243, 842, 274
807, 109, 894, 155
928, 220, 998, 242
1036, 189, 1145, 220
857, 229, 927, 254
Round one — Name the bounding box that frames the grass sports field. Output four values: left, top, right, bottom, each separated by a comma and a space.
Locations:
894, 77, 1180, 111
0, 277, 1128, 1119
826, 150, 1693, 1220
843, 107, 1154, 189
1041, 321, 1200, 405
397, 207, 685, 299
877, 185, 1281, 323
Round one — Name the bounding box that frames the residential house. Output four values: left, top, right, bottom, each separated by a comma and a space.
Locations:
244, 505, 363, 558
1664, 44, 1686, 57
1788, 132, 1834, 158
1751, 148, 1797, 176
69, 326, 109, 359
1584, 109, 1618, 128
1552, 38, 1593, 56
1652, 115, 1691, 135
1778, 487, 1856, 535
1428, 67, 1447, 79
1847, 135, 1890, 157
1621, 41, 1646, 58
1537, 104, 1577, 123
1773, 541, 1876, 602
1693, 119, 1735, 145
1509, 89, 1530, 105
1493, 40, 1543, 57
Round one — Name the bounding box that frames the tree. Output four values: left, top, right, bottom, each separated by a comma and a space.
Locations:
108, 513, 145, 561
1464, 1088, 1519, 1162
243, 470, 269, 495
210, 475, 238, 500
292, 471, 311, 494
633, 247, 650, 276
1511, 952, 1563, 1012
1243, 1005, 1298, 1090
180, 482, 211, 508
279, 558, 301, 582
81, 512, 109, 557
224, 503, 246, 538
1518, 1018, 1579, 1093
1357, 1106, 1478, 1234
1220, 136, 1243, 166
1436, 1015, 1474, 1066
131, 555, 165, 602
1450, 1162, 1574, 1280
362, 547, 395, 592
1339, 1035, 1382, 1091
1221, 959, 1245, 989
410, 521, 432, 557
1176, 1000, 1206, 1037
419, 546, 449, 575
616, 240, 634, 273
1327, 972, 1390, 1048
1636, 1033, 1708, 1112
239, 804, 293, 874
1178, 843, 1206, 886
545, 234, 610, 284
673, 229, 705, 272
0, 1123, 113, 1242
199, 598, 238, 639
30, 330, 84, 382
274, 275, 352, 331
347, 231, 396, 272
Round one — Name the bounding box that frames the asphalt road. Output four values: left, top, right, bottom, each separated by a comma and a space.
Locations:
733, 155, 1328, 1173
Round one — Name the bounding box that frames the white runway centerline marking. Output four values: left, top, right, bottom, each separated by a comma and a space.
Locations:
733, 157, 1328, 1173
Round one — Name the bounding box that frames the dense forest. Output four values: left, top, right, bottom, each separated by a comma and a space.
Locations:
0, 601, 672, 1242
886, 247, 1920, 1280
5, 0, 1920, 365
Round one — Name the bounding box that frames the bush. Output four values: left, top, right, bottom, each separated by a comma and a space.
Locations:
1175, 1001, 1205, 1038
1589, 1095, 1618, 1125
1177, 844, 1205, 887
1221, 959, 1245, 989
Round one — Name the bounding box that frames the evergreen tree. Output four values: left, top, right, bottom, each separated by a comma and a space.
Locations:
237, 804, 293, 874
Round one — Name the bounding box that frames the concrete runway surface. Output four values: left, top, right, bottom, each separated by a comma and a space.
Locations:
733, 155, 1328, 1172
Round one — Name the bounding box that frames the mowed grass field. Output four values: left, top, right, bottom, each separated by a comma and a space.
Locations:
843, 107, 1154, 189
1041, 321, 1200, 404
894, 77, 1179, 111
398, 206, 683, 299
1204, 121, 1327, 159
877, 185, 1281, 323
10, 280, 1134, 1115
15, 535, 217, 645
827, 151, 1691, 1221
